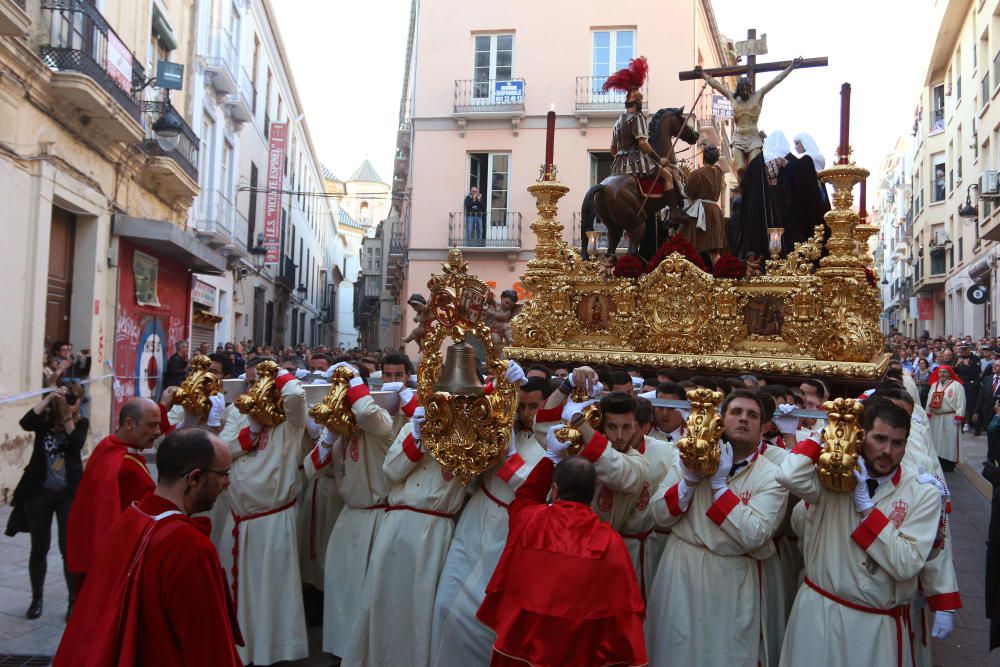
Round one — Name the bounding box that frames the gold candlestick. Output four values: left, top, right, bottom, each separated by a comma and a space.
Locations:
818, 162, 870, 277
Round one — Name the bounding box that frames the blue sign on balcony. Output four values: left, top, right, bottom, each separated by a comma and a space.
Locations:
494, 80, 524, 104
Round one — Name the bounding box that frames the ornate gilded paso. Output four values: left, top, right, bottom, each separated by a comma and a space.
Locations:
234, 360, 286, 427
677, 388, 725, 476
417, 248, 519, 482
173, 354, 222, 417
507, 158, 887, 380
817, 397, 865, 493
309, 366, 357, 437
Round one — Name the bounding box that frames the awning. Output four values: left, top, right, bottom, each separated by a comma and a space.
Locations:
969, 256, 993, 280
113, 214, 227, 275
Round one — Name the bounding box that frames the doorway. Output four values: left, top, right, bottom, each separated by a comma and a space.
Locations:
468, 152, 511, 245
45, 207, 76, 349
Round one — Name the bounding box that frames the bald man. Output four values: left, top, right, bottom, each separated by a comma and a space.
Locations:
66, 398, 163, 596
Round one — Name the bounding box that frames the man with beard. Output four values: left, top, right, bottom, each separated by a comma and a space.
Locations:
54, 428, 242, 666
777, 400, 943, 667
647, 389, 788, 666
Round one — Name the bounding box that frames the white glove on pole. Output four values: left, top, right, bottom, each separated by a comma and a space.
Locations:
545, 424, 571, 464
773, 403, 799, 434
381, 381, 404, 393
306, 416, 323, 441
853, 457, 875, 514
562, 397, 597, 423
710, 441, 733, 497
399, 386, 416, 408
206, 393, 226, 427
931, 610, 955, 640
321, 428, 339, 449
332, 361, 359, 377
505, 360, 527, 386
412, 406, 426, 449
294, 368, 309, 380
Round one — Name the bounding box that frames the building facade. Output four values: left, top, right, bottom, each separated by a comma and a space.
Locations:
905, 0, 1000, 338
875, 136, 916, 337
383, 0, 735, 356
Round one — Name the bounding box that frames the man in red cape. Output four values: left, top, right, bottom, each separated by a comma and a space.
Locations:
477, 446, 647, 667
54, 427, 243, 666
66, 397, 163, 594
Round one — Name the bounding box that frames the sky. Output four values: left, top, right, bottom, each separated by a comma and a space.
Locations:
273, 0, 935, 186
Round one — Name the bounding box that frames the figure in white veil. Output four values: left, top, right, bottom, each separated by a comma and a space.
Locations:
793, 132, 827, 170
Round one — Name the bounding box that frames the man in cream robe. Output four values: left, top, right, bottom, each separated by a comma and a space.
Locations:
647, 390, 788, 667
925, 365, 965, 468
777, 399, 942, 667
343, 411, 470, 667
219, 367, 309, 665
305, 364, 404, 658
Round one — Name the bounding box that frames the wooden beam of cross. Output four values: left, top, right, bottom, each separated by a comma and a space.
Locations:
678, 29, 827, 88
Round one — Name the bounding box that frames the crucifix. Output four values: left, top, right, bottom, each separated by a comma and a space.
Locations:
678, 29, 828, 180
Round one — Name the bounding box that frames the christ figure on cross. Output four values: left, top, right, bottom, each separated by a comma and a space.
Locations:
695, 56, 803, 181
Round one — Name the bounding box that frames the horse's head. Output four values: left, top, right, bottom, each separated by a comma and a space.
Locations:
672, 107, 700, 145
650, 107, 700, 156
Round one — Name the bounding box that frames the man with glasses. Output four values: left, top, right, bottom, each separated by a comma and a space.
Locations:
55, 428, 242, 666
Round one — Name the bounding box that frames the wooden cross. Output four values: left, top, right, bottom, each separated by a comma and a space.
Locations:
678, 28, 828, 90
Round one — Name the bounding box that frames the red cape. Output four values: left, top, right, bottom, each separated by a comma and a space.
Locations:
477, 458, 647, 667
66, 435, 154, 574
55, 495, 243, 667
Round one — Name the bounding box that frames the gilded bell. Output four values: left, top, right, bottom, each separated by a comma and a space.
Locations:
435, 342, 484, 395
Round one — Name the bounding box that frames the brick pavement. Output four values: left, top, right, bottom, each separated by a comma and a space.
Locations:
0, 434, 997, 666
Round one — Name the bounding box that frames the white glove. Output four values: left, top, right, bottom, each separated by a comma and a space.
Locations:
238, 373, 247, 381
411, 406, 426, 445
507, 429, 518, 458
931, 610, 955, 640
276, 368, 290, 378
631, 376, 644, 390
917, 466, 949, 499
332, 361, 359, 377
381, 381, 404, 393
562, 397, 597, 423
773, 404, 799, 434
306, 416, 323, 441
206, 393, 226, 427
320, 428, 339, 448
710, 441, 733, 495
852, 457, 875, 514
409, 374, 418, 386
248, 415, 264, 435
545, 424, 571, 464
505, 360, 527, 386
294, 368, 309, 379
638, 389, 657, 399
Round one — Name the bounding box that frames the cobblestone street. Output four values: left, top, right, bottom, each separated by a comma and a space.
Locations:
0, 432, 996, 665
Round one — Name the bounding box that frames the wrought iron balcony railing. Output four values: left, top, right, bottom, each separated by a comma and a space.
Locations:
448, 211, 522, 248
39, 0, 143, 123
140, 100, 200, 181
454, 78, 525, 114
575, 76, 647, 113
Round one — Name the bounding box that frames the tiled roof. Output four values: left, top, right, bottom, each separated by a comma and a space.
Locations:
348, 159, 385, 184
338, 208, 367, 230
320, 164, 338, 181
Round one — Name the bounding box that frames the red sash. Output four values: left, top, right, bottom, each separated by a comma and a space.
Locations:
229, 498, 297, 607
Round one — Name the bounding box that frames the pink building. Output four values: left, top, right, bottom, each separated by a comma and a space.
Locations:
388, 0, 735, 354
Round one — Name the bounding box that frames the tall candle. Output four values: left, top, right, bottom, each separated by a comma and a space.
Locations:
838, 83, 851, 164
859, 177, 867, 221
544, 104, 556, 178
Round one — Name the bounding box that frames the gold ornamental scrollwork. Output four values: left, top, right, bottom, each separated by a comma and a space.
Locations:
234, 360, 286, 427
308, 366, 358, 437
817, 397, 865, 493
418, 249, 519, 482
174, 354, 222, 417
677, 388, 725, 476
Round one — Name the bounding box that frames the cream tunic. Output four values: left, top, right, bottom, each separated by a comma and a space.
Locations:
647, 448, 788, 667
926, 379, 965, 462
219, 375, 309, 665
304, 386, 396, 658
343, 422, 470, 667
430, 430, 545, 667
776, 440, 941, 667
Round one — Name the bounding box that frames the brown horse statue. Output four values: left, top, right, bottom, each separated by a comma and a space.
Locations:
580, 107, 700, 260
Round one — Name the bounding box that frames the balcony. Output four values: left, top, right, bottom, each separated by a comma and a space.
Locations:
224, 208, 249, 258
204, 27, 238, 94
276, 255, 296, 290
570, 211, 613, 253
194, 192, 233, 247
139, 100, 200, 200
39, 0, 144, 144
226, 68, 254, 122
453, 78, 525, 119
575, 76, 647, 115
447, 211, 522, 250
0, 0, 30, 37
915, 249, 948, 290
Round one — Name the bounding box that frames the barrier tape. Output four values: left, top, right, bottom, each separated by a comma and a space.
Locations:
0, 373, 114, 406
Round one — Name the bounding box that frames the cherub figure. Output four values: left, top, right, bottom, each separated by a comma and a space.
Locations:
486, 289, 522, 346
402, 293, 434, 352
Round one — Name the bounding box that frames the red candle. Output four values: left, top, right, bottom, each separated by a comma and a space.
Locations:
859, 177, 867, 220
544, 107, 556, 177
838, 83, 851, 164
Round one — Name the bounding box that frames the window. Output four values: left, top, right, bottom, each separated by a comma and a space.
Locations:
248, 162, 258, 247
956, 48, 962, 100
221, 140, 233, 199
592, 29, 635, 86
473, 33, 513, 98
589, 151, 613, 185
931, 84, 945, 131
251, 36, 260, 112
932, 154, 945, 202
467, 152, 511, 241
959, 236, 964, 262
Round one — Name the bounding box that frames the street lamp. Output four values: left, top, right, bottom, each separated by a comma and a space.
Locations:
151, 106, 184, 152
296, 284, 307, 300
250, 233, 267, 271
958, 183, 979, 220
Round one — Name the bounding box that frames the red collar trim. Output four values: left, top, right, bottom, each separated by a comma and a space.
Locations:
891, 465, 902, 486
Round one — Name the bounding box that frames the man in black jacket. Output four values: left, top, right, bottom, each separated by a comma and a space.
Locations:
977, 360, 1000, 432
464, 186, 485, 246
162, 340, 189, 390
955, 341, 982, 433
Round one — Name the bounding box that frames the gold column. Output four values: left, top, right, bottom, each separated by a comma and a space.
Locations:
522, 178, 570, 293
817, 163, 870, 276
